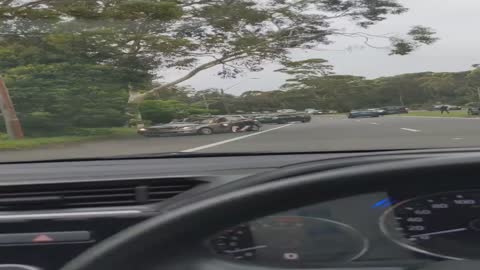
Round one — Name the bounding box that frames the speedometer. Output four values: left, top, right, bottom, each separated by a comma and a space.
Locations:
381, 190, 480, 260
210, 216, 368, 266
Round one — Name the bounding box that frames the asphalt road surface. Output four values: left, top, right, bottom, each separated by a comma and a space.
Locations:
3, 115, 480, 162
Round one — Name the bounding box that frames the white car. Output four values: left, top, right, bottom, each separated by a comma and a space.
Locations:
277, 109, 297, 113
305, 109, 320, 114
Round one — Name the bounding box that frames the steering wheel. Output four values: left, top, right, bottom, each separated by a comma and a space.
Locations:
60, 154, 480, 270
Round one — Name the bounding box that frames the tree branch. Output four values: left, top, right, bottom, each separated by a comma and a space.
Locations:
16, 0, 51, 8
0, 0, 15, 6
130, 53, 248, 103
179, 0, 221, 8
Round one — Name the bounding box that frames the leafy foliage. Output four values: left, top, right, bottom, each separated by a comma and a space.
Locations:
4, 63, 130, 135
0, 0, 440, 137
139, 100, 211, 124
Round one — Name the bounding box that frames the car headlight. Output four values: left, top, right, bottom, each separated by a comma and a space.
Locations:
138, 128, 146, 131
272, 117, 279, 119
182, 126, 194, 130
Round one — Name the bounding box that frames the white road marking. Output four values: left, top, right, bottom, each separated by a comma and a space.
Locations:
181, 124, 293, 152
401, 128, 421, 133
355, 120, 361, 122
410, 228, 467, 238
370, 122, 379, 125
452, 137, 464, 140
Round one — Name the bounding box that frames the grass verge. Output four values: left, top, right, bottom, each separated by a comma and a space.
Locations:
0, 128, 137, 150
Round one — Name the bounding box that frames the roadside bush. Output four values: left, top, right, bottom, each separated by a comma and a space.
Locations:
72, 108, 127, 128
20, 112, 70, 136
187, 107, 213, 115
64, 128, 115, 137
140, 101, 178, 124
139, 100, 213, 124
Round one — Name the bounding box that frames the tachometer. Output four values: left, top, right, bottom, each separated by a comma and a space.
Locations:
210, 216, 368, 266
381, 190, 480, 260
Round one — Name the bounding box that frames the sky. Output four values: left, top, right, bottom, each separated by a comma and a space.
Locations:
160, 0, 480, 95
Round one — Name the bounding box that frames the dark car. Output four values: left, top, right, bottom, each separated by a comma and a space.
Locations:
467, 103, 480, 115
255, 113, 311, 124
381, 106, 409, 115
348, 110, 380, 118
138, 116, 261, 136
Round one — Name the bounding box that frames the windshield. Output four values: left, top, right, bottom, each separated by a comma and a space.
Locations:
0, 0, 479, 161
172, 118, 211, 124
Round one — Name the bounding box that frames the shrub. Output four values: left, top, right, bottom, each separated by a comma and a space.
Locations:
19, 112, 70, 136
139, 100, 213, 124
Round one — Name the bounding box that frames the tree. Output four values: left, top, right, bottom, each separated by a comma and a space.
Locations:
418, 73, 457, 102
466, 66, 480, 102
190, 88, 236, 113
276, 59, 334, 80
139, 100, 211, 124
1, 0, 195, 128
3, 63, 132, 135
1, 0, 439, 134
0, 77, 23, 139
134, 0, 438, 103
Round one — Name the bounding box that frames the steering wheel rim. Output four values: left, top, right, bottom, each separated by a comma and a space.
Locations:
60, 154, 480, 270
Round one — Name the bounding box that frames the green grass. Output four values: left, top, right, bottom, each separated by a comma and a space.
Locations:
396, 110, 473, 118
0, 128, 137, 150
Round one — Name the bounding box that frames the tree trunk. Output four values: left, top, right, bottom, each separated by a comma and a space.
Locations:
0, 78, 24, 139
220, 90, 231, 114
201, 94, 209, 110
399, 90, 405, 106
127, 88, 145, 128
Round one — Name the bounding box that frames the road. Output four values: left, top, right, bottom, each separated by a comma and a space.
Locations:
2, 115, 480, 162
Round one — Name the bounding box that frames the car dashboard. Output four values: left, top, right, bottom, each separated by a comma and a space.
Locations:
207, 188, 478, 269
0, 149, 478, 270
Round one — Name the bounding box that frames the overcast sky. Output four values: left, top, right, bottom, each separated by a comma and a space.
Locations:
160, 0, 480, 95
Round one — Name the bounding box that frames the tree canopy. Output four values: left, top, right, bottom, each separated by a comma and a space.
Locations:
0, 0, 442, 136
1, 0, 438, 101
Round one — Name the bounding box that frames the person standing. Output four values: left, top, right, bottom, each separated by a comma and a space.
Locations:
440, 105, 450, 114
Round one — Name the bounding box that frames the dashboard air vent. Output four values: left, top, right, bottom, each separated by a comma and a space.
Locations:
0, 178, 204, 211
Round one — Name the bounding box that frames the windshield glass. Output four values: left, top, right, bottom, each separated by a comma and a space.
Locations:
0, 0, 478, 161
172, 118, 211, 124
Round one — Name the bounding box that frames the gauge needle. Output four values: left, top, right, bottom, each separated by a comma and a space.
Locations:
410, 227, 468, 238
224, 245, 268, 254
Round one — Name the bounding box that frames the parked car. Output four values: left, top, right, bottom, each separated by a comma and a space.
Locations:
255, 113, 311, 124
447, 105, 462, 110
138, 116, 261, 136
277, 109, 297, 113
367, 108, 387, 115
381, 106, 408, 114
305, 108, 322, 115
348, 109, 380, 118
467, 103, 480, 115
433, 104, 462, 111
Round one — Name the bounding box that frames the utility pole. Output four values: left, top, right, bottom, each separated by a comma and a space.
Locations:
0, 77, 24, 139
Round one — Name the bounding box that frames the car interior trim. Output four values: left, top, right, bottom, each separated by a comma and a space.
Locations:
0, 210, 143, 221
